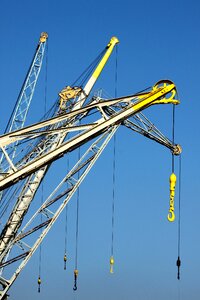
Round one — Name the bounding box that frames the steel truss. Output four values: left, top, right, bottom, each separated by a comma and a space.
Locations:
0, 34, 181, 299
0, 35, 120, 260
0, 32, 48, 166
0, 127, 118, 299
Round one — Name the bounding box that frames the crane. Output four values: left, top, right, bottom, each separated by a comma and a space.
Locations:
0, 36, 181, 299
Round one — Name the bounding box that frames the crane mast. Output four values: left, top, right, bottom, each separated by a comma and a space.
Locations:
0, 36, 181, 299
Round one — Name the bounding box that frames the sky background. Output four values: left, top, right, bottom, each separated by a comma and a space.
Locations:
0, 0, 200, 299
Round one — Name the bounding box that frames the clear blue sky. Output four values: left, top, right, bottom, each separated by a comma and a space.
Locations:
0, 0, 200, 299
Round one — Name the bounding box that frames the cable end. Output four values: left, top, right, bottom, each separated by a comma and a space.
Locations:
176, 256, 181, 280
37, 276, 41, 293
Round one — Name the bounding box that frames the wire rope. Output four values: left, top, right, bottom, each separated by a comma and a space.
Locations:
111, 134, 116, 258
75, 172, 80, 270
64, 156, 69, 270
110, 45, 118, 274
38, 182, 43, 293
171, 92, 182, 280
44, 40, 48, 114
38, 48, 48, 292
177, 155, 181, 257
73, 139, 81, 291
71, 49, 106, 88
176, 154, 182, 280
114, 46, 118, 99
172, 104, 175, 173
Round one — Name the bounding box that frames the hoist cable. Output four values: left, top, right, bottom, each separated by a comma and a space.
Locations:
73, 145, 80, 291
172, 104, 175, 173
176, 154, 182, 280
38, 183, 43, 293
111, 134, 116, 258
110, 45, 118, 274
44, 40, 48, 114
38, 51, 48, 291
64, 204, 68, 269
168, 103, 176, 223
75, 179, 80, 269
71, 49, 106, 88
171, 90, 181, 279
178, 155, 181, 256
64, 156, 69, 270
75, 147, 81, 269
114, 46, 118, 99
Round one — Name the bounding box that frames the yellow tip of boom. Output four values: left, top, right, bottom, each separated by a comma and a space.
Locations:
107, 36, 119, 47
92, 37, 119, 80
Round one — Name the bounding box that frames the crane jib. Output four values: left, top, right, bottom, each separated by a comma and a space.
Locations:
0, 82, 180, 191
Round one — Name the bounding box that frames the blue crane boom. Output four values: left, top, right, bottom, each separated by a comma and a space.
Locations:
0, 32, 48, 166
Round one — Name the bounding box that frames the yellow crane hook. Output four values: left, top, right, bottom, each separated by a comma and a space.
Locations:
167, 173, 176, 222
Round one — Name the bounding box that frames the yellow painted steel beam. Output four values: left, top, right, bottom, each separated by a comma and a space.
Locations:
92, 37, 119, 80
